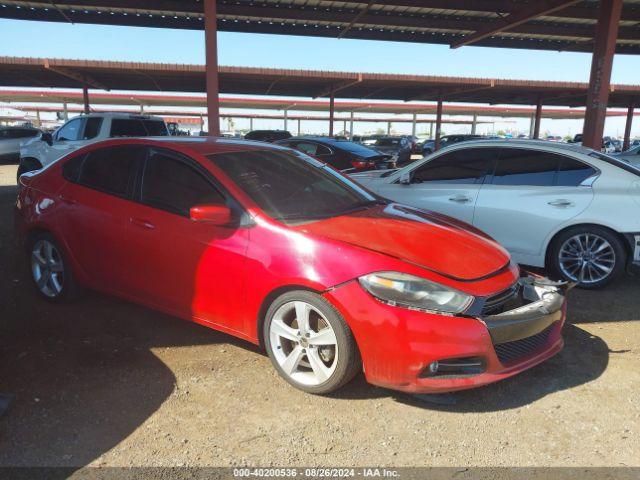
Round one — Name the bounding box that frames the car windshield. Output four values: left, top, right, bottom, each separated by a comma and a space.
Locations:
208, 149, 381, 223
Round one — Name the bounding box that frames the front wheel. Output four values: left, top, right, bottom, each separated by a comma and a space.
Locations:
549, 226, 627, 289
263, 291, 361, 394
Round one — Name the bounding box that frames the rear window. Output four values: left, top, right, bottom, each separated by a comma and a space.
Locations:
110, 119, 168, 137
375, 139, 400, 146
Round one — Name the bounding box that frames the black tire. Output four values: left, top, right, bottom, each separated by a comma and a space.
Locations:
548, 225, 627, 289
263, 290, 361, 394
17, 158, 42, 183
28, 232, 82, 303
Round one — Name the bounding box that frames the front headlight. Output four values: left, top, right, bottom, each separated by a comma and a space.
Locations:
358, 271, 473, 315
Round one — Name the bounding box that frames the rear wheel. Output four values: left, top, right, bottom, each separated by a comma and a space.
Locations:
29, 233, 80, 302
549, 226, 626, 289
263, 291, 361, 394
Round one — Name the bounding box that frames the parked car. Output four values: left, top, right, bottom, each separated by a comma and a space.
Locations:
421, 139, 436, 155
15, 137, 568, 395
602, 140, 616, 154
244, 130, 292, 143
612, 145, 640, 168
358, 134, 386, 146
275, 136, 395, 171
372, 136, 413, 166
352, 139, 640, 288
0, 126, 41, 163
610, 139, 623, 152
18, 113, 168, 179
439, 134, 484, 149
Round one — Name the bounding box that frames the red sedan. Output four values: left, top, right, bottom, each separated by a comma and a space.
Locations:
15, 137, 568, 394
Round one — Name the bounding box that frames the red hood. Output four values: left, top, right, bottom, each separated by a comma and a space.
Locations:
292, 204, 511, 282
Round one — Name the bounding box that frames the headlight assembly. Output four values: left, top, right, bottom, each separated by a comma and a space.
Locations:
358, 271, 473, 315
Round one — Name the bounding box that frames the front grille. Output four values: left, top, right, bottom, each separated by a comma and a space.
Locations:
482, 283, 520, 316
494, 323, 556, 365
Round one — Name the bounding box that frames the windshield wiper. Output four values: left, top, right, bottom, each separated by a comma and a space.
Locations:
277, 200, 386, 222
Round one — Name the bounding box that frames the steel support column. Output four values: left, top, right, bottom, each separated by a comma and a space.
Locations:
582, 0, 622, 150
249, 117, 253, 131
387, 121, 391, 135
204, 0, 221, 136
471, 113, 478, 135
82, 85, 90, 114
36, 109, 41, 128
429, 122, 433, 139
529, 114, 535, 138
284, 109, 288, 131
533, 100, 543, 139
435, 99, 443, 150
329, 85, 335, 137
63, 101, 68, 121
349, 111, 354, 140
411, 113, 417, 137
297, 118, 301, 136
623, 103, 635, 151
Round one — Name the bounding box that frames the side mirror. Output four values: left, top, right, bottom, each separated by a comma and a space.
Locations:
190, 204, 232, 226
41, 132, 53, 146
399, 172, 411, 185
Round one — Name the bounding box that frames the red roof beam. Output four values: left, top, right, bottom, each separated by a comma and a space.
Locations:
450, 0, 582, 49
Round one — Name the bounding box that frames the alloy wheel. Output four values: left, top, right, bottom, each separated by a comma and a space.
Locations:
269, 300, 339, 386
558, 233, 616, 285
31, 239, 65, 298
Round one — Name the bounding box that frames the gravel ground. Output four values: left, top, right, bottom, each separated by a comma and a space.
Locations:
0, 163, 638, 468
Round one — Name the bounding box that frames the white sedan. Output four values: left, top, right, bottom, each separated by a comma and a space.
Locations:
352, 139, 640, 288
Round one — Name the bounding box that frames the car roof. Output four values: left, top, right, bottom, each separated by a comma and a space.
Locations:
74, 112, 165, 120
87, 136, 292, 156
443, 138, 596, 154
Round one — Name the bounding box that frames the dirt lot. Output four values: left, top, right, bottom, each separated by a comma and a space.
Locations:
0, 163, 638, 468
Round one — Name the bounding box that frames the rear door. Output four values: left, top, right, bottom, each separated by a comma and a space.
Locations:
473, 147, 596, 259
377, 147, 498, 224
57, 145, 145, 290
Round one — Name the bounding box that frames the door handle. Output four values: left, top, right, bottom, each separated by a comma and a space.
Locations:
548, 199, 573, 208
130, 217, 156, 230
449, 195, 472, 203
59, 193, 77, 205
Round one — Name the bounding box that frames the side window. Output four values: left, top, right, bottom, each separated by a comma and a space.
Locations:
411, 148, 497, 184
110, 119, 147, 137
62, 153, 86, 183
77, 146, 143, 197
82, 118, 103, 140
315, 144, 332, 156
19, 129, 40, 138
56, 119, 83, 141
296, 142, 319, 156
556, 158, 597, 186
141, 152, 224, 217
491, 149, 560, 187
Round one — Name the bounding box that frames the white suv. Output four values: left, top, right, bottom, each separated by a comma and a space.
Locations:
18, 112, 168, 178
352, 139, 640, 288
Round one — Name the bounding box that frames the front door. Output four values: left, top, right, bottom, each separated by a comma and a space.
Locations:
377, 147, 499, 224
122, 148, 249, 331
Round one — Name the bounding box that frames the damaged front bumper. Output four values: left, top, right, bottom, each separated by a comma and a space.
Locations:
477, 275, 573, 347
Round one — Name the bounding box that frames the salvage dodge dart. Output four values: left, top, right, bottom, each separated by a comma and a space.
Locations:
15, 137, 569, 394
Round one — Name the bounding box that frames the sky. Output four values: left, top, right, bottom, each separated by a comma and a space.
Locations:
1, 19, 639, 137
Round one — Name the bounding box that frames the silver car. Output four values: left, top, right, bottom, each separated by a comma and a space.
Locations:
0, 126, 41, 163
